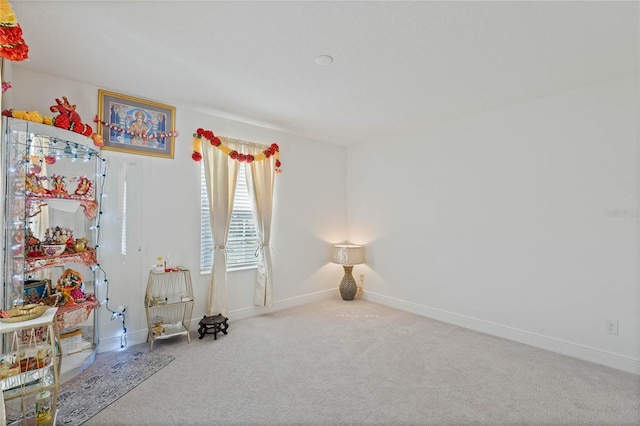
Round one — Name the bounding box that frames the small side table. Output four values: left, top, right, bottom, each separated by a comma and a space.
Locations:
198, 315, 229, 340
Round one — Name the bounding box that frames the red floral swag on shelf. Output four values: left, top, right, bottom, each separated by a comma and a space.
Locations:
192, 128, 281, 173
56, 299, 99, 330
25, 249, 97, 274
2, 96, 95, 138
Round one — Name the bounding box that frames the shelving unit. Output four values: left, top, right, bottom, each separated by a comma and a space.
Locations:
2, 117, 106, 385
144, 270, 194, 351
0, 307, 59, 426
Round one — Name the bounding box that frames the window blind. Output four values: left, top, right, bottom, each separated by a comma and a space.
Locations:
200, 164, 259, 273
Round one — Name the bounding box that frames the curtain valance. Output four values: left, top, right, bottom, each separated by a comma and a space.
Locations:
192, 128, 281, 173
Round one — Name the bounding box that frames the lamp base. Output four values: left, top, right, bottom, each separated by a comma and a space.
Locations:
339, 265, 357, 301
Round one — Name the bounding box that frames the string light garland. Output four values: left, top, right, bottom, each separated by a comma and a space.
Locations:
192, 128, 282, 173
94, 116, 180, 141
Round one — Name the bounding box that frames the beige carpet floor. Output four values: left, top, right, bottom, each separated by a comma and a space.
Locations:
84, 297, 640, 425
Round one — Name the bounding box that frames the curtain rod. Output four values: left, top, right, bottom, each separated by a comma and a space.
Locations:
220, 136, 269, 150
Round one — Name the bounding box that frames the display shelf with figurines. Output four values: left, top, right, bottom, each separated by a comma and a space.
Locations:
1, 115, 107, 386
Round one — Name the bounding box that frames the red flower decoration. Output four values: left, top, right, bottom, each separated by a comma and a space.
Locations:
91, 134, 104, 147
0, 25, 29, 62
0, 26, 23, 45
53, 116, 70, 130
72, 121, 84, 133
192, 128, 282, 171
44, 156, 56, 165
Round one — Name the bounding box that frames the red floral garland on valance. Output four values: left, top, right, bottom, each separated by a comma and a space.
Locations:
192, 128, 281, 173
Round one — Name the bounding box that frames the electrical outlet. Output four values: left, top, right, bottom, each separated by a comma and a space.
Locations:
605, 320, 619, 336
359, 273, 365, 283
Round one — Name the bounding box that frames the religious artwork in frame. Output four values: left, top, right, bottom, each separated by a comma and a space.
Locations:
24, 279, 51, 304
97, 89, 176, 159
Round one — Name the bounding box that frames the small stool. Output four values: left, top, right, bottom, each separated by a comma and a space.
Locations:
198, 314, 229, 340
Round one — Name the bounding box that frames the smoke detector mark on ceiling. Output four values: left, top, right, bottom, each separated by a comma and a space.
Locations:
315, 55, 334, 65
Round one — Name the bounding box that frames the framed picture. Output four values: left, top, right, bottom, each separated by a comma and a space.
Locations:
97, 90, 176, 159
24, 279, 51, 304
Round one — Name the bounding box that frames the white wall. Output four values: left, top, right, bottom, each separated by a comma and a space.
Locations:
3, 65, 638, 373
348, 75, 639, 373
5, 66, 347, 351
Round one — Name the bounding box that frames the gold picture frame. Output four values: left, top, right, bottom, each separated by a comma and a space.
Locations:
97, 89, 176, 159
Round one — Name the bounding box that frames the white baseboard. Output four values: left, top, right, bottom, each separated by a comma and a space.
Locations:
96, 289, 337, 353
227, 288, 336, 321
98, 288, 640, 375
97, 329, 149, 353
362, 291, 640, 375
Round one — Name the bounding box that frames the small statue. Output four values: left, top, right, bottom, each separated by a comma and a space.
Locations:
46, 226, 70, 244
57, 268, 83, 306
25, 173, 48, 195
49, 96, 93, 137
49, 174, 67, 196
74, 176, 93, 196
50, 96, 83, 124
25, 227, 41, 257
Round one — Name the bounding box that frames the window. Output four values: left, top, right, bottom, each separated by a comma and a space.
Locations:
121, 180, 127, 256
200, 164, 259, 273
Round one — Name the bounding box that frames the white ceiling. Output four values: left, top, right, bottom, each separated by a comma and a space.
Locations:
10, 1, 640, 146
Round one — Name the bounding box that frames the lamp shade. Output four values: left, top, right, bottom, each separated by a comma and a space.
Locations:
332, 244, 365, 265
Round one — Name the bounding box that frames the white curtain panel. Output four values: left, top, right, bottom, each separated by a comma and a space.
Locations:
202, 138, 239, 317
245, 146, 276, 307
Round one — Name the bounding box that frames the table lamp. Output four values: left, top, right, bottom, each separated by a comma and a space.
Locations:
332, 244, 365, 301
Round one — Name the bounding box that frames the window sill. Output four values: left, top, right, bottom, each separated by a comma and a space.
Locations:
200, 265, 258, 275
